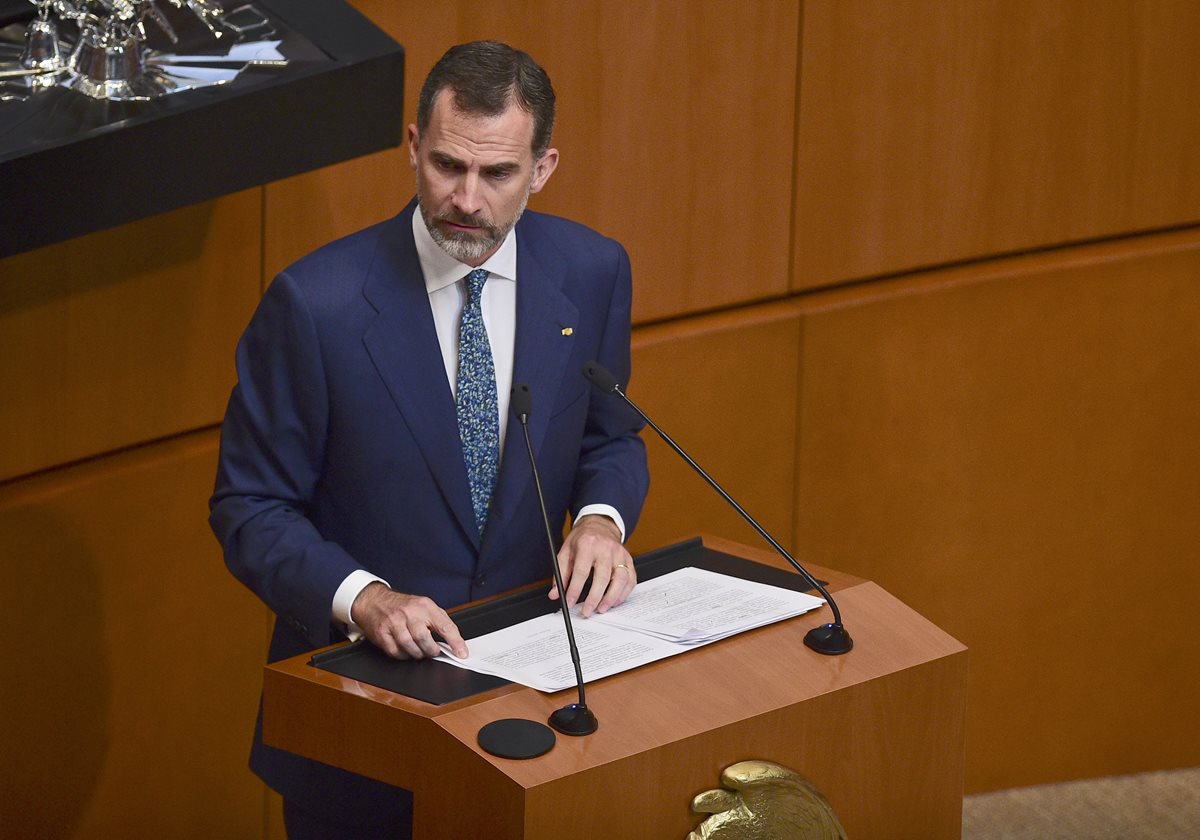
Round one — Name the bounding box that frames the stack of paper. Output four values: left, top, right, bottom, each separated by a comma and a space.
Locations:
436, 567, 826, 693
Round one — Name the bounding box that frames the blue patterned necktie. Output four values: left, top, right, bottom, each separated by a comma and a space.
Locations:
456, 268, 500, 537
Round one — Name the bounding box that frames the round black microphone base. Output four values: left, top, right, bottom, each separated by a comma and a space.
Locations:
804, 623, 854, 655
477, 718, 557, 760
549, 703, 598, 736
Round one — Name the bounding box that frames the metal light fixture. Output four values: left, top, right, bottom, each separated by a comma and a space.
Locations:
1, 0, 284, 102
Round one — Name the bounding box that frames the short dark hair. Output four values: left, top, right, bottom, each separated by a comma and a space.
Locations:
417, 41, 556, 157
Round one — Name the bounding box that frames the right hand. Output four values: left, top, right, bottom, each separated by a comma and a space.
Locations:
351, 582, 468, 660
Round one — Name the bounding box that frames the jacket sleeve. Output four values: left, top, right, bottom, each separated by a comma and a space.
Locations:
209, 272, 361, 649
570, 241, 650, 537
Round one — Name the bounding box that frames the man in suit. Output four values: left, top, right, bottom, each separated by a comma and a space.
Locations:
210, 41, 649, 838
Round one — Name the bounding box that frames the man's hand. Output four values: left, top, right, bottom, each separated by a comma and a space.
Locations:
550, 514, 636, 617
351, 582, 468, 660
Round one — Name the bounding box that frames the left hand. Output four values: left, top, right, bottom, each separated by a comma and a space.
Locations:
550, 514, 636, 617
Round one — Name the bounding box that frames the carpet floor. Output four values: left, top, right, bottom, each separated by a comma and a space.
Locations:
961, 767, 1200, 839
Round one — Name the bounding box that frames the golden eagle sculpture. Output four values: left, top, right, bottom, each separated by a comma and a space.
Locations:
687, 760, 848, 840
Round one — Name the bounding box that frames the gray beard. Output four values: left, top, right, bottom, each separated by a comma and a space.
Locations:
417, 184, 531, 264
426, 216, 505, 263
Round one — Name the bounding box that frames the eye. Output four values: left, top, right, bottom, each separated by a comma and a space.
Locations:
431, 154, 464, 174
484, 165, 519, 181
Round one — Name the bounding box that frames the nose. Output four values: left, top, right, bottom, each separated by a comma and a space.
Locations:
452, 171, 484, 217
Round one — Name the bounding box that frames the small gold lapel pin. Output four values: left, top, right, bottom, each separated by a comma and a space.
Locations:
561, 327, 574, 336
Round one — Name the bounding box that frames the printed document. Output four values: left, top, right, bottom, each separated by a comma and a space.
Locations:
437, 567, 825, 692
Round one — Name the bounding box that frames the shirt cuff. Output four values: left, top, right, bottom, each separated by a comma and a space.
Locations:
575, 504, 627, 543
333, 569, 390, 640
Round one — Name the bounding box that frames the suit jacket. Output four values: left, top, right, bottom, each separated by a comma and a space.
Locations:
209, 200, 649, 822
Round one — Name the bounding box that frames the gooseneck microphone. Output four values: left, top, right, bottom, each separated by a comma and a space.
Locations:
511, 383, 599, 735
582, 361, 853, 655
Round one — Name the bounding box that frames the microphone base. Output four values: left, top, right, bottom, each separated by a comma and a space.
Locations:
804, 623, 854, 656
549, 703, 598, 736
477, 718, 556, 759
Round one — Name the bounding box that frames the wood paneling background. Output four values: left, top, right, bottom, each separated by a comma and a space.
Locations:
794, 0, 1200, 289
0, 432, 267, 838
0, 191, 261, 482
1, 1, 1196, 835
627, 303, 802, 554
793, 229, 1200, 790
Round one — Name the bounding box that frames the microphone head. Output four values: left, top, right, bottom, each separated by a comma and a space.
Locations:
511, 382, 533, 418
582, 361, 621, 394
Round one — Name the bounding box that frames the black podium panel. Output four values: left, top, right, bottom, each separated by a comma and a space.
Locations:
0, 0, 404, 258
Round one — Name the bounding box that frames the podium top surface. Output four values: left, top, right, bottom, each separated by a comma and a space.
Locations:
262, 535, 966, 792
307, 535, 845, 705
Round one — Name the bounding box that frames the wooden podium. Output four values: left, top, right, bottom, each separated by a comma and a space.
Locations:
262, 536, 967, 838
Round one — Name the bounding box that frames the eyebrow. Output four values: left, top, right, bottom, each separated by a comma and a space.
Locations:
482, 162, 521, 177
430, 150, 521, 176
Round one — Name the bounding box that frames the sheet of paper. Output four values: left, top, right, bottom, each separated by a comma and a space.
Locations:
436, 566, 827, 692
438, 611, 686, 692
590, 566, 825, 644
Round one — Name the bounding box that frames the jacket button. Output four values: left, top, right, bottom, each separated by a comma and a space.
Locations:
474, 574, 487, 588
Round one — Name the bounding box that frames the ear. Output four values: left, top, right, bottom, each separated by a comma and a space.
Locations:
528, 148, 559, 194
407, 123, 420, 170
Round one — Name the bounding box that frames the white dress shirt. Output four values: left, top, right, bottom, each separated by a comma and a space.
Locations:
331, 210, 625, 634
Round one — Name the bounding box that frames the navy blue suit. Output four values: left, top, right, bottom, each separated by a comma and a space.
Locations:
210, 200, 648, 824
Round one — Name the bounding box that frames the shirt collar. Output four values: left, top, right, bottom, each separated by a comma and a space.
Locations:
412, 205, 517, 295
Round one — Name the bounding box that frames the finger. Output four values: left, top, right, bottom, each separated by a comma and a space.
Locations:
373, 629, 401, 659
596, 562, 634, 613
412, 629, 444, 659
403, 610, 448, 659
563, 549, 594, 609
363, 610, 405, 659
392, 624, 428, 659
433, 614, 469, 658
549, 543, 573, 601
621, 561, 638, 598
374, 620, 419, 659
580, 563, 612, 618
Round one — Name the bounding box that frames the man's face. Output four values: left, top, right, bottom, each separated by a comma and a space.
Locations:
409, 89, 558, 266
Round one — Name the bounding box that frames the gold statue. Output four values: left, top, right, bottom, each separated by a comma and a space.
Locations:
687, 760, 848, 840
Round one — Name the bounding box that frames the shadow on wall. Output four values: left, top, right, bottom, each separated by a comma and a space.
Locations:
0, 505, 110, 838
0, 200, 218, 315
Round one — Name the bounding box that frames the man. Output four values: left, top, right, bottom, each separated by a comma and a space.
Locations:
210, 41, 649, 838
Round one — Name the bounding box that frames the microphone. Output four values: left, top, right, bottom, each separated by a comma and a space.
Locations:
512, 383, 599, 735
582, 361, 853, 655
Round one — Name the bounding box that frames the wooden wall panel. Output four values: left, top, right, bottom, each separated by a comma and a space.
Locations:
266, 0, 799, 322
0, 431, 270, 838
792, 229, 1200, 792
0, 191, 262, 482
263, 148, 409, 285
626, 306, 801, 555
794, 0, 1200, 289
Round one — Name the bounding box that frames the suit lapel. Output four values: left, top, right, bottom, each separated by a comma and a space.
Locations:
484, 227, 579, 557
361, 207, 480, 547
